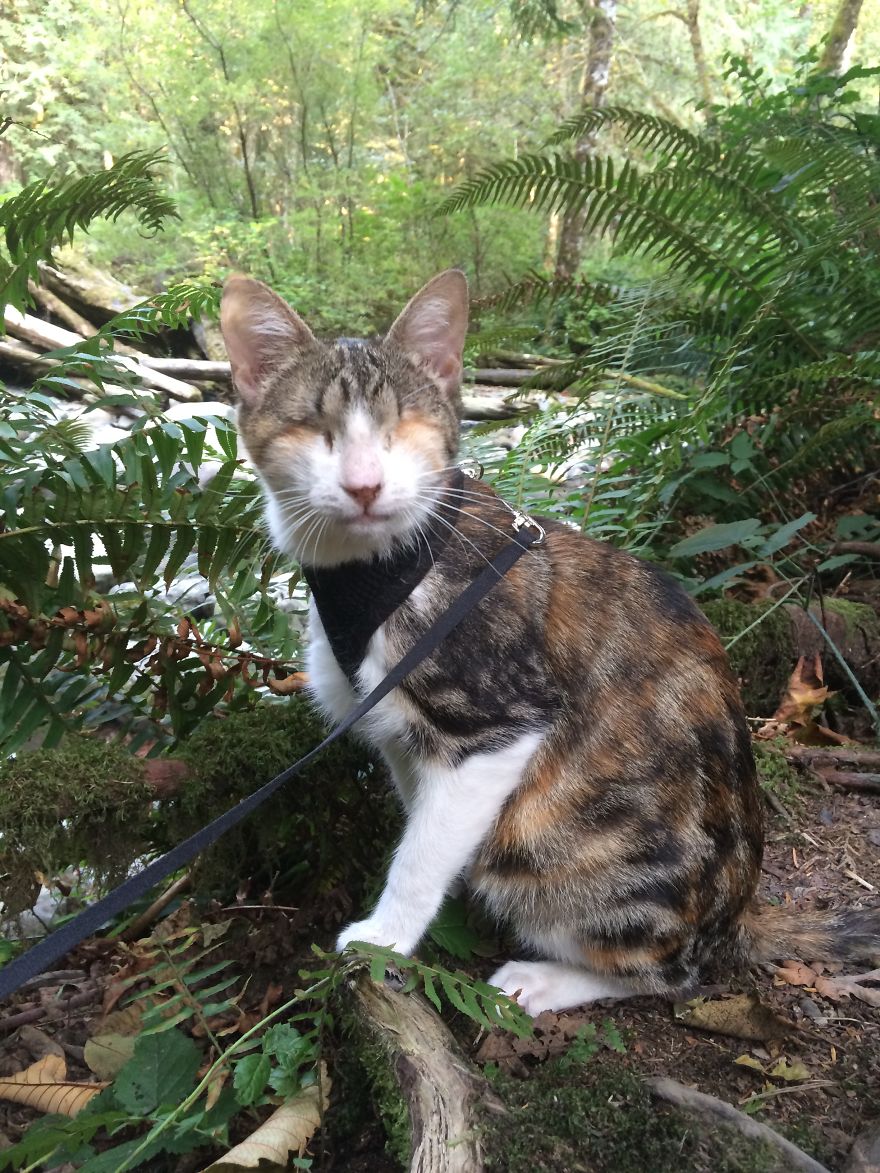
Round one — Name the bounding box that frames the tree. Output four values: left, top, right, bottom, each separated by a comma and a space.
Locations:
554, 0, 617, 280
818, 0, 865, 74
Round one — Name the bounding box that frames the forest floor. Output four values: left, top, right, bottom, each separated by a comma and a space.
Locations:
0, 767, 878, 1172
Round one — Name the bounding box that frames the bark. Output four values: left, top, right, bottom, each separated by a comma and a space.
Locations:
554, 0, 618, 281
818, 0, 864, 74
685, 0, 713, 109
349, 969, 505, 1173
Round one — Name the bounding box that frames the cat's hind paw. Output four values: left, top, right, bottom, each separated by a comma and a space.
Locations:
489, 960, 631, 1016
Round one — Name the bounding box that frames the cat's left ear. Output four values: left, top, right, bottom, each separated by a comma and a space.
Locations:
385, 269, 468, 397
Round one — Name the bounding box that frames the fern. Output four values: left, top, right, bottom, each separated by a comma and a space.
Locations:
0, 150, 178, 308
443, 61, 880, 572
360, 943, 533, 1038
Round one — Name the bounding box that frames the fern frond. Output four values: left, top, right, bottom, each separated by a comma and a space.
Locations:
0, 151, 178, 311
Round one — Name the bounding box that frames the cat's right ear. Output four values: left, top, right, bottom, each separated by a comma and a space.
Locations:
220, 275, 318, 406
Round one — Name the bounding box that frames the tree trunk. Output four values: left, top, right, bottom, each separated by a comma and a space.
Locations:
818, 0, 864, 74
554, 0, 617, 281
685, 0, 713, 109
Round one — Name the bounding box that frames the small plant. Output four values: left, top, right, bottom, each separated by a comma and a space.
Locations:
558, 1017, 627, 1067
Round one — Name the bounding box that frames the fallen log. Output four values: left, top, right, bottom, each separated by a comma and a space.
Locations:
784, 747, 880, 770
28, 280, 99, 338
3, 306, 201, 402
348, 967, 505, 1172
813, 769, 880, 795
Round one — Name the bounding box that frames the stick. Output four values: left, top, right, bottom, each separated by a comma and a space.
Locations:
3, 306, 201, 402
121, 871, 192, 941
785, 747, 880, 769
350, 969, 505, 1173
0, 987, 99, 1033
28, 280, 99, 337
646, 1077, 832, 1173
816, 769, 880, 795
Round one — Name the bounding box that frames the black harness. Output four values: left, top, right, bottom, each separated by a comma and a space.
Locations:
304, 469, 465, 682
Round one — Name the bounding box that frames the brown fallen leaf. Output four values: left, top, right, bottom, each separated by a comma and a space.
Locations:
758, 655, 847, 744
814, 970, 880, 1008
773, 655, 829, 725
777, 961, 880, 1007
0, 1054, 105, 1117
674, 994, 794, 1042
203, 1067, 329, 1171
775, 961, 819, 989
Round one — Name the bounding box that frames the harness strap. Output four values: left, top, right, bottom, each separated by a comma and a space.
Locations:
0, 527, 539, 1002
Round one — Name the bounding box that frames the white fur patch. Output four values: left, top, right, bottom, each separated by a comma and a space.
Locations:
489, 960, 633, 1016
336, 729, 544, 956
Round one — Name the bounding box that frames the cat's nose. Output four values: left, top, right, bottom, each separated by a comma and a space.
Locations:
343, 482, 382, 510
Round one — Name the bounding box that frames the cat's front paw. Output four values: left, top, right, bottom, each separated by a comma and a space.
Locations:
335, 917, 416, 956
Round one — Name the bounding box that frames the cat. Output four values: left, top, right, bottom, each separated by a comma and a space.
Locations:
220, 269, 880, 1015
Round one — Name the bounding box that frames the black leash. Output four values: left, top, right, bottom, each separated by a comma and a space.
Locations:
0, 526, 539, 1002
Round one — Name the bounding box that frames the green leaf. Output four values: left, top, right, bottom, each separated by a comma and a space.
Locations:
233, 1053, 271, 1107
758, 512, 816, 556
113, 1029, 201, 1116
670, 518, 763, 558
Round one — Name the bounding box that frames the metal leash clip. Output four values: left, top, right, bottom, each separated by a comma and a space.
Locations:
510, 508, 546, 546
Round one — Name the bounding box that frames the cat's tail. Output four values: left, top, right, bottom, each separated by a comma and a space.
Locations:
741, 904, 880, 963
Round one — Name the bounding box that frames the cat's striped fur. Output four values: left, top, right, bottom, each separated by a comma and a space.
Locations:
220, 269, 879, 1014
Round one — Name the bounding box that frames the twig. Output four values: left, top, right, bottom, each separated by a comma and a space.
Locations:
120, 871, 192, 940
0, 987, 99, 1033
647, 1077, 832, 1173
843, 868, 876, 893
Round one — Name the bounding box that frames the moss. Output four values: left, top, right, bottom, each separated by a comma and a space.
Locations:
483, 1057, 792, 1173
701, 600, 795, 716
823, 597, 880, 646
751, 739, 803, 804
0, 736, 152, 912
331, 1000, 411, 1169
165, 697, 397, 901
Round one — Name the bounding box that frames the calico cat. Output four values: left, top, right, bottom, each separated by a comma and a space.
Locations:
220, 269, 879, 1015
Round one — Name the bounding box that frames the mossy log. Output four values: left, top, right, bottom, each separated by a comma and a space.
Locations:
348, 970, 505, 1173
701, 598, 880, 716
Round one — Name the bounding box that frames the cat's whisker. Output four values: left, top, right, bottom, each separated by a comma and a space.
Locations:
415, 503, 505, 577
413, 491, 538, 551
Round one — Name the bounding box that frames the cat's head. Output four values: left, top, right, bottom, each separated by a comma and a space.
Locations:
220, 270, 468, 568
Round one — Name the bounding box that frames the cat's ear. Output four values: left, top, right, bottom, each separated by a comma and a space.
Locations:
220, 274, 318, 406
386, 269, 468, 397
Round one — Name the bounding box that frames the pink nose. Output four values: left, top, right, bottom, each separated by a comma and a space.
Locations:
343, 482, 382, 510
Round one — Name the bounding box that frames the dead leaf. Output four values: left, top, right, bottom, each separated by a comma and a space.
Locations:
768, 1057, 812, 1082
202, 1066, 329, 1170
814, 969, 880, 1008
0, 1055, 105, 1117
265, 671, 308, 696
673, 994, 794, 1041
83, 1033, 136, 1081
758, 655, 843, 742
733, 1054, 765, 1072
775, 961, 819, 989
778, 961, 880, 1006
773, 655, 829, 725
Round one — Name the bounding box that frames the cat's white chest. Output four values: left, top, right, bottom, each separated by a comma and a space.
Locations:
305, 603, 411, 751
